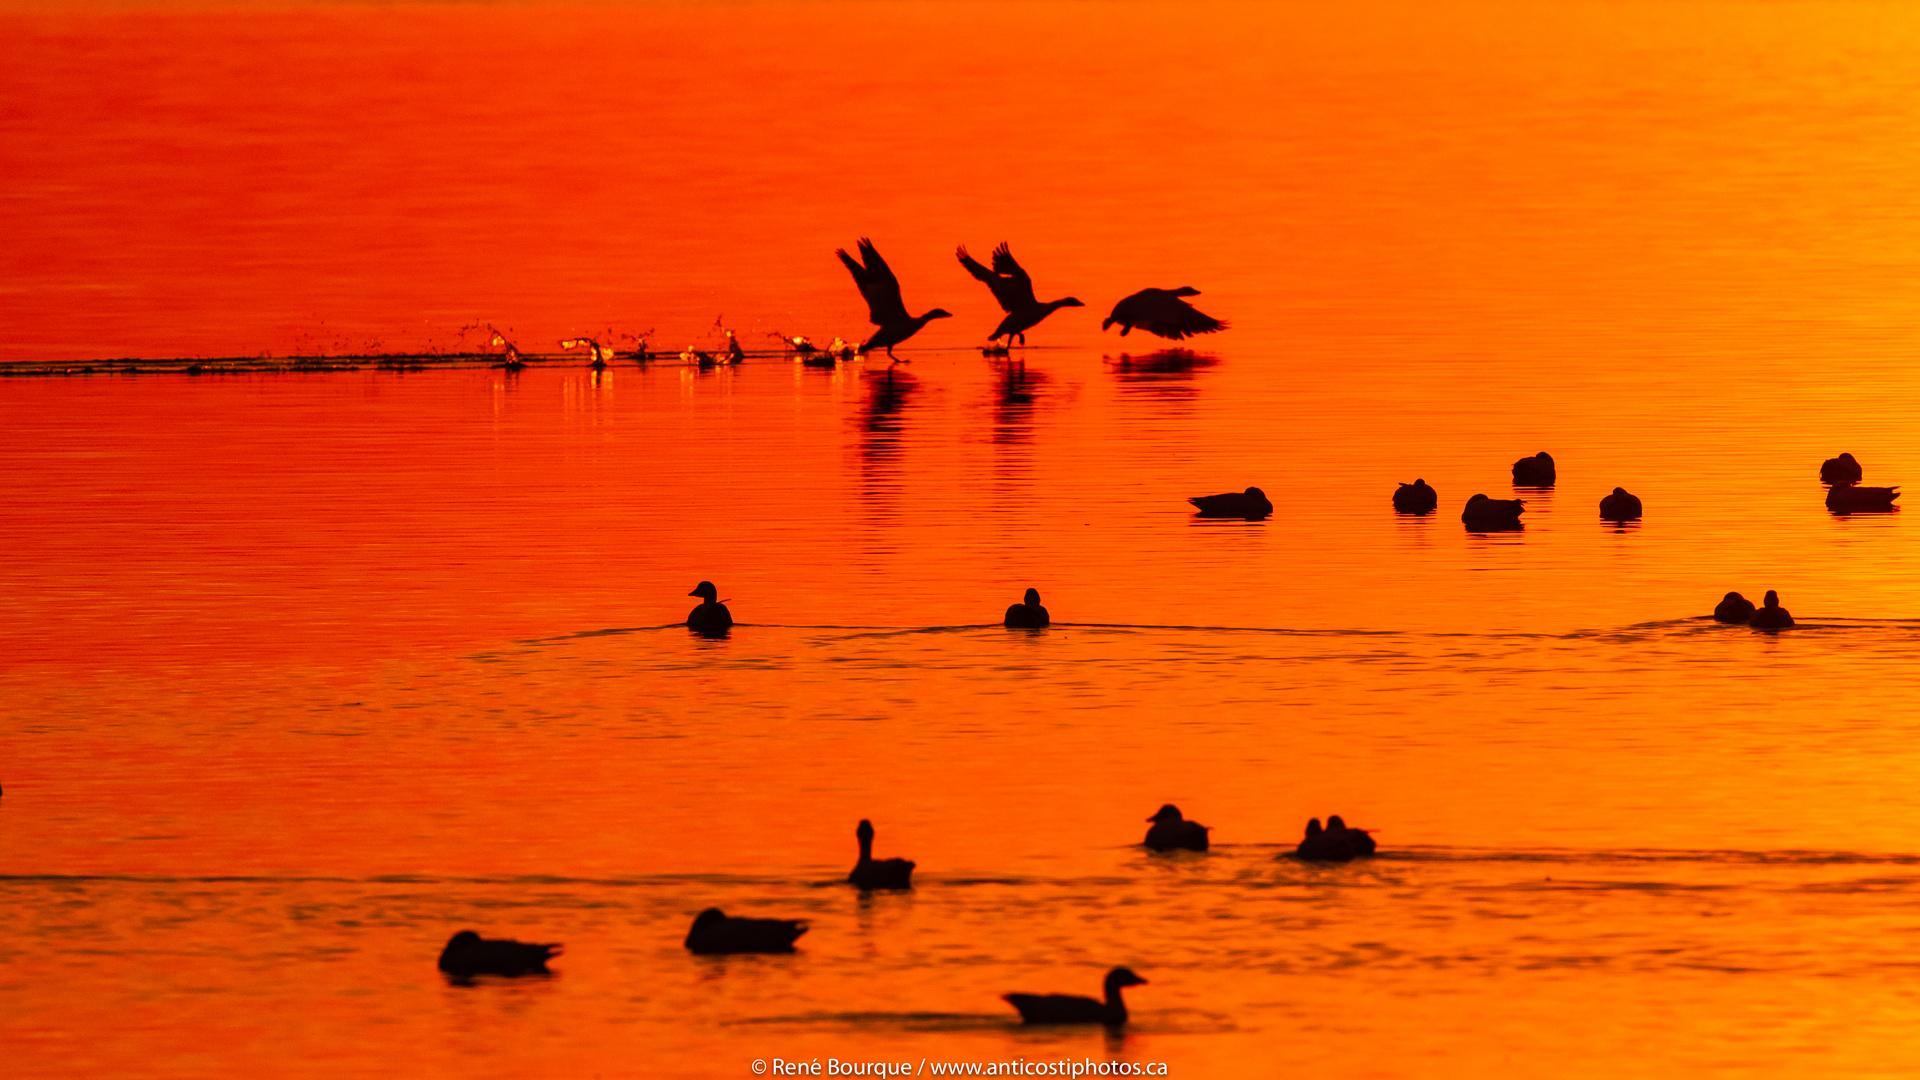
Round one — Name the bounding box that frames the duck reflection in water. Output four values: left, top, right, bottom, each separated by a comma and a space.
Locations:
1004, 967, 1147, 1027
683, 908, 808, 954
1749, 590, 1795, 630
848, 819, 915, 891
992, 360, 1047, 444
1713, 591, 1756, 623
1107, 349, 1219, 382
1143, 804, 1209, 851
686, 581, 732, 637
1004, 588, 1050, 629
1293, 815, 1377, 861
437, 930, 561, 980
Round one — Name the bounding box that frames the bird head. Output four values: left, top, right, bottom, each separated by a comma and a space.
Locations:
1764, 590, 1780, 608
1536, 452, 1555, 465
1613, 487, 1629, 496
1023, 587, 1042, 607
1147, 804, 1184, 823
1244, 487, 1265, 498
1106, 967, 1148, 989
691, 908, 727, 930
446, 930, 481, 948
689, 581, 719, 601
1058, 297, 1086, 308
1722, 591, 1747, 604
856, 819, 875, 843
1328, 815, 1347, 831
1172, 287, 1202, 297
1467, 494, 1488, 506
927, 309, 954, 320
1305, 817, 1323, 837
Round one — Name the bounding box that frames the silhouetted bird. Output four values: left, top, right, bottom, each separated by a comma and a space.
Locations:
687, 581, 733, 637
1713, 591, 1756, 623
848, 819, 915, 890
1294, 816, 1376, 861
1188, 487, 1272, 519
1393, 479, 1438, 514
561, 337, 610, 369
1599, 487, 1643, 521
437, 930, 561, 977
683, 908, 808, 954
1820, 453, 1863, 484
1102, 288, 1226, 340
724, 330, 745, 364
1004, 588, 1050, 629
1461, 493, 1525, 531
1143, 804, 1210, 852
1749, 590, 1795, 630
490, 328, 526, 372
1512, 452, 1556, 486
1004, 967, 1147, 1026
956, 243, 1084, 346
1827, 484, 1899, 513
837, 238, 953, 360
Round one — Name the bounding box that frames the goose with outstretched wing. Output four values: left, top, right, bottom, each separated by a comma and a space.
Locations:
836, 238, 952, 360
957, 243, 1083, 346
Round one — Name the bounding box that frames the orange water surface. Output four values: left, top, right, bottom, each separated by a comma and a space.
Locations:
8, 1, 1920, 1077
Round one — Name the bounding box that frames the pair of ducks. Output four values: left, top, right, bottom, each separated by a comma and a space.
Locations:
694, 581, 1051, 633
1143, 805, 1377, 862
683, 821, 913, 955
1820, 453, 1900, 513
1714, 590, 1795, 629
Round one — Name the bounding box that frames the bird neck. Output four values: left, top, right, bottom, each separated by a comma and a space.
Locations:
1104, 983, 1129, 1019
857, 836, 873, 863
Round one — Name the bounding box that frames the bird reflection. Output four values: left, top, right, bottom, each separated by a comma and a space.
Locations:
858, 366, 916, 462
992, 359, 1047, 444
1106, 349, 1220, 382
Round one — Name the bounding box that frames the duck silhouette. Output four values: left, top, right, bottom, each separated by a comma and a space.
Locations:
683, 908, 808, 954
848, 819, 915, 890
1749, 590, 1795, 630
1827, 484, 1899, 513
837, 238, 952, 361
956, 243, 1084, 346
1004, 967, 1147, 1026
1005, 588, 1051, 629
1461, 493, 1525, 531
1188, 487, 1271, 519
1143, 804, 1209, 851
1393, 479, 1438, 514
1713, 591, 1756, 623
1820, 453, 1864, 484
437, 930, 561, 977
686, 581, 733, 637
1293, 816, 1376, 861
1511, 452, 1556, 486
1599, 487, 1643, 521
1102, 288, 1226, 340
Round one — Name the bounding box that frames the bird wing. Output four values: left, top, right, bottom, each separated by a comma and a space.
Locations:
1159, 296, 1226, 339
838, 238, 909, 326
956, 244, 1034, 312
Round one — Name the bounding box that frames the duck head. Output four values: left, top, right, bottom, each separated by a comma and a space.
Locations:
1244, 487, 1266, 498
1023, 587, 1042, 607
1327, 814, 1347, 831
856, 819, 875, 844
1304, 817, 1323, 837
925, 309, 954, 320
1147, 804, 1185, 824
691, 908, 727, 931
1763, 590, 1781, 609
1722, 591, 1747, 605
689, 581, 720, 602
1535, 452, 1555, 465
1171, 287, 1201, 297
1055, 297, 1086, 309
1466, 494, 1489, 507
445, 930, 481, 948
1839, 453, 1858, 464
1105, 967, 1148, 990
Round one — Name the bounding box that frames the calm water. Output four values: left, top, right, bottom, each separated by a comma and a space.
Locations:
9, 1, 1920, 1076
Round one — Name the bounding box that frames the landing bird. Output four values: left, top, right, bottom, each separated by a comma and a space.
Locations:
1004, 967, 1147, 1027
1101, 287, 1225, 340
437, 931, 561, 978
683, 908, 808, 954
1144, 804, 1209, 851
836, 238, 952, 360
1393, 479, 1438, 514
956, 243, 1084, 346
848, 819, 915, 890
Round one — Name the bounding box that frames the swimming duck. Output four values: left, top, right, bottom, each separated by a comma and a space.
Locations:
848, 819, 915, 890
1004, 588, 1051, 629
1392, 479, 1438, 514
837, 238, 953, 360
1004, 967, 1147, 1026
683, 908, 808, 954
1712, 591, 1756, 623
437, 930, 561, 977
1102, 287, 1226, 340
1143, 804, 1210, 852
1826, 484, 1899, 513
1820, 453, 1863, 484
1293, 816, 1376, 861
686, 581, 733, 637
1599, 487, 1643, 521
1511, 452, 1556, 486
1188, 487, 1272, 519
1749, 590, 1794, 630
956, 243, 1085, 347
1461, 493, 1525, 530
